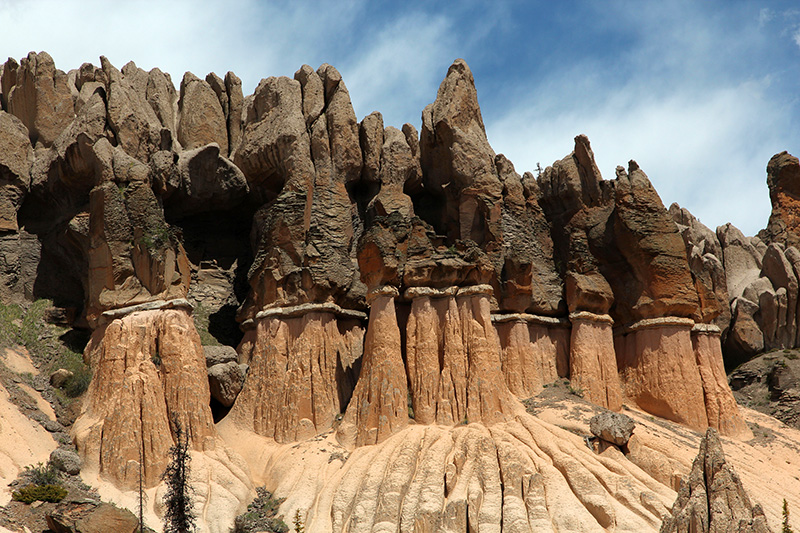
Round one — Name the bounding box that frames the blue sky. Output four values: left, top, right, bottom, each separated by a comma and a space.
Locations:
2, 0, 800, 236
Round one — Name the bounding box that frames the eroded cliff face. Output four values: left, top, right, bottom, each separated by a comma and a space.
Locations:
0, 51, 783, 531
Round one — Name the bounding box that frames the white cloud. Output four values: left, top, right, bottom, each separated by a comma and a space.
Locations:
487, 73, 785, 237
339, 12, 455, 128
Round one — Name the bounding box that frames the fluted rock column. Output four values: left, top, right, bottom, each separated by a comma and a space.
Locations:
405, 285, 518, 426
340, 286, 407, 447
73, 306, 215, 488
229, 303, 365, 443
616, 317, 708, 430
692, 324, 752, 439
493, 313, 570, 399
569, 312, 622, 411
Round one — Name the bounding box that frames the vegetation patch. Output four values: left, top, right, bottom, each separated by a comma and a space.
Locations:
234, 487, 288, 533
11, 484, 68, 504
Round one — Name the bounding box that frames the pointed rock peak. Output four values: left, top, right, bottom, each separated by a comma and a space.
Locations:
317, 63, 342, 100
660, 428, 772, 533
628, 159, 640, 173
432, 58, 485, 132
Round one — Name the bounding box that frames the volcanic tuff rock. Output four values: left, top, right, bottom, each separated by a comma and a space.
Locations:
1, 51, 792, 532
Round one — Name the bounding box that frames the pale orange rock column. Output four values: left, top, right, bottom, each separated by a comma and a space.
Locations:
493, 313, 570, 398
568, 311, 623, 411
616, 317, 708, 430
692, 324, 752, 439
405, 285, 519, 427
230, 303, 364, 443
73, 308, 215, 489
340, 286, 408, 447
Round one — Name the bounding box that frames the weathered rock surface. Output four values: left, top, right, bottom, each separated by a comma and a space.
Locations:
229, 309, 364, 443
339, 287, 407, 446
660, 428, 771, 533
670, 204, 730, 332
405, 286, 520, 426
208, 361, 247, 407
494, 314, 569, 398
86, 180, 190, 324
761, 151, 800, 249
178, 72, 228, 154
46, 501, 139, 533
0, 110, 34, 231
73, 309, 217, 488
0, 51, 776, 533
569, 312, 622, 410
589, 411, 635, 446
49, 447, 82, 475
4, 51, 74, 147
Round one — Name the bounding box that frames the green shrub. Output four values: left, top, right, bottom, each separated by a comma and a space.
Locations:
23, 462, 60, 486
12, 484, 68, 504
235, 488, 288, 533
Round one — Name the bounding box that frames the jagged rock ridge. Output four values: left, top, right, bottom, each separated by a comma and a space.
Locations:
2, 51, 796, 531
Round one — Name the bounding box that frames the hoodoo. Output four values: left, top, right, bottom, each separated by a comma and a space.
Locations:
1, 52, 798, 532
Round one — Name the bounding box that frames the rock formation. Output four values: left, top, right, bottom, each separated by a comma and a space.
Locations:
1, 50, 787, 532
660, 428, 771, 533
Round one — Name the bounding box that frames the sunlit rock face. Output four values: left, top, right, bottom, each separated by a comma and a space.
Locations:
1, 50, 776, 533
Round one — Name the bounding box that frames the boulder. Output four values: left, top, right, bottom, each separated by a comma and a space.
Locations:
165, 142, 249, 217
49, 447, 82, 475
589, 411, 635, 446
47, 502, 139, 533
204, 344, 238, 367
49, 368, 73, 388
660, 428, 771, 533
208, 361, 247, 407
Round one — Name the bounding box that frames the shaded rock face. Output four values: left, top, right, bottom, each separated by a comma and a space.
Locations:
234, 64, 363, 320
538, 142, 701, 326
86, 180, 190, 324
417, 59, 564, 316
669, 203, 729, 332
660, 428, 771, 533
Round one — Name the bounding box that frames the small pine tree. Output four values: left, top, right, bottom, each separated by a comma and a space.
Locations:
293, 509, 305, 533
784, 499, 794, 533
162, 418, 195, 533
